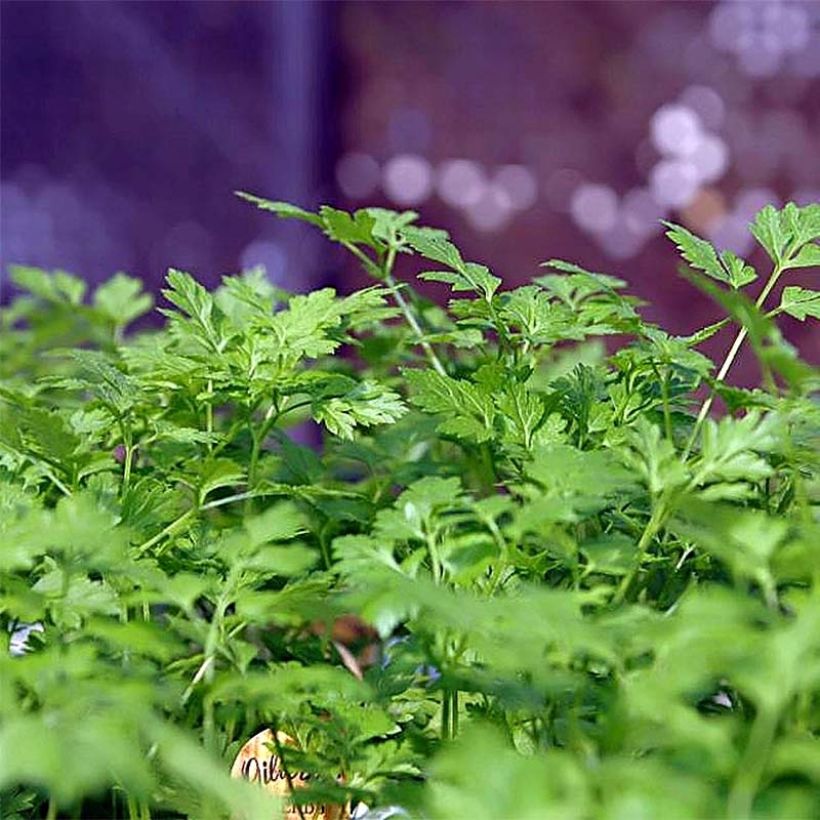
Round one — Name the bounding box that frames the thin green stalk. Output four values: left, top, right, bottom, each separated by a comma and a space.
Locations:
117, 418, 135, 497
658, 364, 673, 443
122, 445, 134, 495
246, 404, 286, 513
48, 471, 73, 497
385, 271, 447, 377
485, 517, 510, 597
343, 238, 447, 376
211, 414, 246, 456
441, 689, 451, 741
46, 797, 58, 820
201, 588, 231, 753
205, 379, 214, 448
318, 524, 332, 571
203, 490, 269, 510
683, 264, 784, 460
135, 508, 195, 556
426, 527, 443, 584
246, 426, 262, 514
135, 489, 277, 555
269, 724, 307, 820
613, 502, 667, 604
727, 706, 778, 819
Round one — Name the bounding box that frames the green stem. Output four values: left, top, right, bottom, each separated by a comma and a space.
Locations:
269, 724, 307, 820
485, 517, 510, 596
135, 488, 283, 555
201, 588, 231, 753
135, 508, 195, 556
203, 490, 270, 510
613, 502, 666, 604
48, 471, 73, 497
683, 264, 784, 460
343, 238, 447, 376
426, 527, 443, 584
211, 413, 248, 457
441, 689, 451, 741
46, 797, 58, 820
727, 707, 778, 819
246, 408, 282, 513
205, 379, 214, 450
122, 445, 134, 495
386, 272, 447, 377
318, 524, 332, 571
246, 428, 262, 514
657, 364, 673, 444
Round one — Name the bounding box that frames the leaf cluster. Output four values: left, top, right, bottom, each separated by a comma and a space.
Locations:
1, 197, 818, 819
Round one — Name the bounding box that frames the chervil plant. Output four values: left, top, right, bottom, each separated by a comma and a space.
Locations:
1, 197, 818, 820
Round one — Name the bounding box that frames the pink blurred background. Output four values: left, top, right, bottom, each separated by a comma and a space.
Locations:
1, 1, 818, 379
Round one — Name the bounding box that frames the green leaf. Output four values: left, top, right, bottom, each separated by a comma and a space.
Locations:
196, 458, 245, 498
244, 502, 305, 546
526, 443, 635, 500
404, 225, 500, 299
672, 502, 786, 595
787, 242, 820, 270
62, 349, 140, 414
235, 191, 323, 226
538, 260, 627, 300
364, 206, 419, 241
663, 222, 732, 286
751, 202, 820, 268
782, 201, 820, 248
622, 418, 689, 496
500, 286, 574, 344
312, 381, 406, 440
9, 266, 87, 305
161, 268, 226, 352
319, 206, 379, 248
400, 225, 461, 269
93, 273, 154, 327
751, 204, 790, 266
404, 369, 496, 442
779, 286, 820, 321
497, 383, 544, 450
581, 533, 638, 576
695, 411, 780, 486
429, 725, 591, 819
719, 251, 757, 288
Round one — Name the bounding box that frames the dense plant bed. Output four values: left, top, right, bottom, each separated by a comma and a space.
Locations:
1, 197, 818, 819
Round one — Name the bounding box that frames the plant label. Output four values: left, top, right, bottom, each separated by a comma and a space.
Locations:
230, 728, 345, 819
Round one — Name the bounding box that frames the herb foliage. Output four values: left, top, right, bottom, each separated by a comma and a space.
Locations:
1, 198, 819, 819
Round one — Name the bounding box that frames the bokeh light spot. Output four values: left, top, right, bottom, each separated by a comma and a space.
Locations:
570, 183, 618, 234
382, 154, 434, 206
436, 159, 486, 209
492, 164, 538, 211
336, 152, 380, 200
650, 104, 703, 157
649, 159, 700, 209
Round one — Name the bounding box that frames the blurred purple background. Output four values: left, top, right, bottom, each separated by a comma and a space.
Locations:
1, 0, 818, 376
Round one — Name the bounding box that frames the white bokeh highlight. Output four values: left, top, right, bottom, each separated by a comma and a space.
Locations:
382, 154, 434, 206
651, 105, 703, 157
570, 183, 619, 234
336, 152, 380, 200
436, 159, 487, 209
